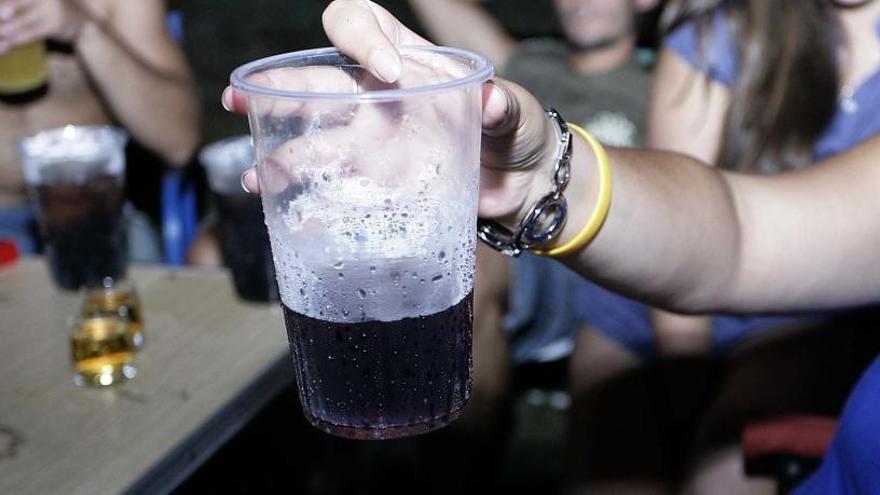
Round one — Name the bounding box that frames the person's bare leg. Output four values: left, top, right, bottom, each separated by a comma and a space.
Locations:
187, 221, 223, 266
681, 447, 774, 495
565, 327, 671, 495
653, 310, 713, 357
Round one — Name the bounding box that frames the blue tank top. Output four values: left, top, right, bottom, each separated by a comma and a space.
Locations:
792, 355, 880, 493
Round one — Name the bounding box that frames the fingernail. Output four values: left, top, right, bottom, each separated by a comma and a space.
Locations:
240, 169, 252, 193
370, 49, 401, 83
221, 88, 232, 112
482, 82, 508, 128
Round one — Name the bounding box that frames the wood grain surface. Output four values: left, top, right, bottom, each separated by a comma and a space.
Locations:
0, 258, 292, 495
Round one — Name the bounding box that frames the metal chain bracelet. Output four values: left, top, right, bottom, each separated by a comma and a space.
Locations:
477, 108, 572, 257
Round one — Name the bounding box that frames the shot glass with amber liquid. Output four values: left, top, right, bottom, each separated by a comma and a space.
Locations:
80, 278, 144, 351
70, 314, 137, 387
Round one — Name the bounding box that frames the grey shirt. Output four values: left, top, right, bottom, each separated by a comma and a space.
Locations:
502, 39, 651, 147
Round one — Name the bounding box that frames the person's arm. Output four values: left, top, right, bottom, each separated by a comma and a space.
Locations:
237, 0, 880, 314
558, 135, 880, 315
646, 48, 729, 164
645, 47, 732, 354
0, 0, 200, 166
407, 0, 515, 69
75, 0, 199, 166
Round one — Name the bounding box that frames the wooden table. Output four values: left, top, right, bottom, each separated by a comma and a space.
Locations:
0, 258, 292, 495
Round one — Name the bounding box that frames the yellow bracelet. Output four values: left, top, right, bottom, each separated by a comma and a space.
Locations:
532, 123, 612, 257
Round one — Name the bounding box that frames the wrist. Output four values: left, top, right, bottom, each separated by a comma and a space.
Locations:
478, 118, 610, 258
56, 21, 83, 45
478, 108, 573, 255
71, 16, 103, 53
53, 7, 90, 46
534, 133, 599, 255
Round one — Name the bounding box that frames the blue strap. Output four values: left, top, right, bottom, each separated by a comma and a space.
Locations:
160, 9, 198, 266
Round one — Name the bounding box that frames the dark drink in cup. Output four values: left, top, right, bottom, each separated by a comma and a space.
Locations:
214, 192, 279, 302
33, 164, 126, 290
232, 46, 491, 439
20, 126, 129, 290
283, 292, 472, 439
201, 135, 279, 302
264, 182, 479, 439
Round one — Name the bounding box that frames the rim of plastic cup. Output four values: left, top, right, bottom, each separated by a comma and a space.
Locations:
230, 45, 494, 101
199, 134, 253, 170
19, 124, 128, 154
18, 125, 128, 184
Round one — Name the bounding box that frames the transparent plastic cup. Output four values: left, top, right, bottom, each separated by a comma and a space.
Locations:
231, 46, 493, 439
0, 41, 49, 103
200, 135, 280, 303
19, 125, 128, 290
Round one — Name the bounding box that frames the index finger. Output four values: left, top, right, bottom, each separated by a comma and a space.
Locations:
321, 0, 431, 83
223, 66, 358, 116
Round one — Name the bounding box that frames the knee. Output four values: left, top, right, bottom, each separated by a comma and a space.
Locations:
569, 326, 643, 397
653, 312, 713, 357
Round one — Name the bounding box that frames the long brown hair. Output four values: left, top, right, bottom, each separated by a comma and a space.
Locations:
661, 0, 840, 173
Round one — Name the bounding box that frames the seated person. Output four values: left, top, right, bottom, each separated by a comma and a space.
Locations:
568, 0, 880, 492
0, 0, 199, 261
406, 0, 656, 490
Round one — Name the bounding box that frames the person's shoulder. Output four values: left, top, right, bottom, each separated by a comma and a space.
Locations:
663, 8, 738, 87
100, 0, 165, 21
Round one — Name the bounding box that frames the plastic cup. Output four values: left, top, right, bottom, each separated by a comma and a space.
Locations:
19, 125, 128, 290
0, 41, 49, 103
231, 46, 493, 439
200, 135, 279, 302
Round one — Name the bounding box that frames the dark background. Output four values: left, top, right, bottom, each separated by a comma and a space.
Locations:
165, 0, 659, 145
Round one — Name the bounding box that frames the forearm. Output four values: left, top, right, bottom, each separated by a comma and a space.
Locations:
540, 140, 743, 313
407, 0, 514, 68
75, 20, 199, 166
534, 135, 880, 314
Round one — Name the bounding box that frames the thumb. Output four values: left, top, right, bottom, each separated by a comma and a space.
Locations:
481, 79, 520, 137
480, 78, 551, 171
